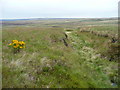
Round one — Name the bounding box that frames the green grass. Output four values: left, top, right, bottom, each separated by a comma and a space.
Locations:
90, 26, 118, 35
0, 29, 2, 89
2, 19, 118, 88
69, 31, 118, 87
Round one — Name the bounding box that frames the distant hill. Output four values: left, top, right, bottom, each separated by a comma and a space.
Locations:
0, 19, 31, 21
0, 17, 117, 21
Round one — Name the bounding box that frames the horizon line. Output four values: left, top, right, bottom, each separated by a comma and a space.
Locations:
0, 16, 118, 20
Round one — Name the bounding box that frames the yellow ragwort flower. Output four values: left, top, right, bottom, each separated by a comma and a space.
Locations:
12, 40, 18, 43
9, 40, 25, 49
19, 41, 25, 45
13, 45, 19, 48
21, 41, 25, 45
20, 46, 23, 49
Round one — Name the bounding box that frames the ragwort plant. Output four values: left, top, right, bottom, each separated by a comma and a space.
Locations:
9, 40, 25, 53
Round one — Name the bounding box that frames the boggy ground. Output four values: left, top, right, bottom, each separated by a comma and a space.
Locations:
2, 18, 119, 88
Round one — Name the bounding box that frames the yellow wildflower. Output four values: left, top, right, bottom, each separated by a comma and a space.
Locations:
12, 40, 18, 43
9, 40, 25, 50
19, 41, 25, 45
18, 41, 22, 45
13, 45, 19, 48
22, 41, 25, 45
20, 46, 23, 48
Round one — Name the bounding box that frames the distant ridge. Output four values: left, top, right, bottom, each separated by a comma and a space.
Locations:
0, 19, 31, 21
0, 17, 117, 21
0, 18, 79, 21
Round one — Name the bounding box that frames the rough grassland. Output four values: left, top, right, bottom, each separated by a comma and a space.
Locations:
2, 18, 118, 88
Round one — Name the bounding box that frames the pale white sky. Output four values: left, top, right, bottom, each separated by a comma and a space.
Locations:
0, 0, 119, 19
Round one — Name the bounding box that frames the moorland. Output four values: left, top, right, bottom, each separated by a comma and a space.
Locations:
2, 18, 119, 88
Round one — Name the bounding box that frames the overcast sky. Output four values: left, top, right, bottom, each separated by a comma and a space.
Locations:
0, 0, 119, 19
